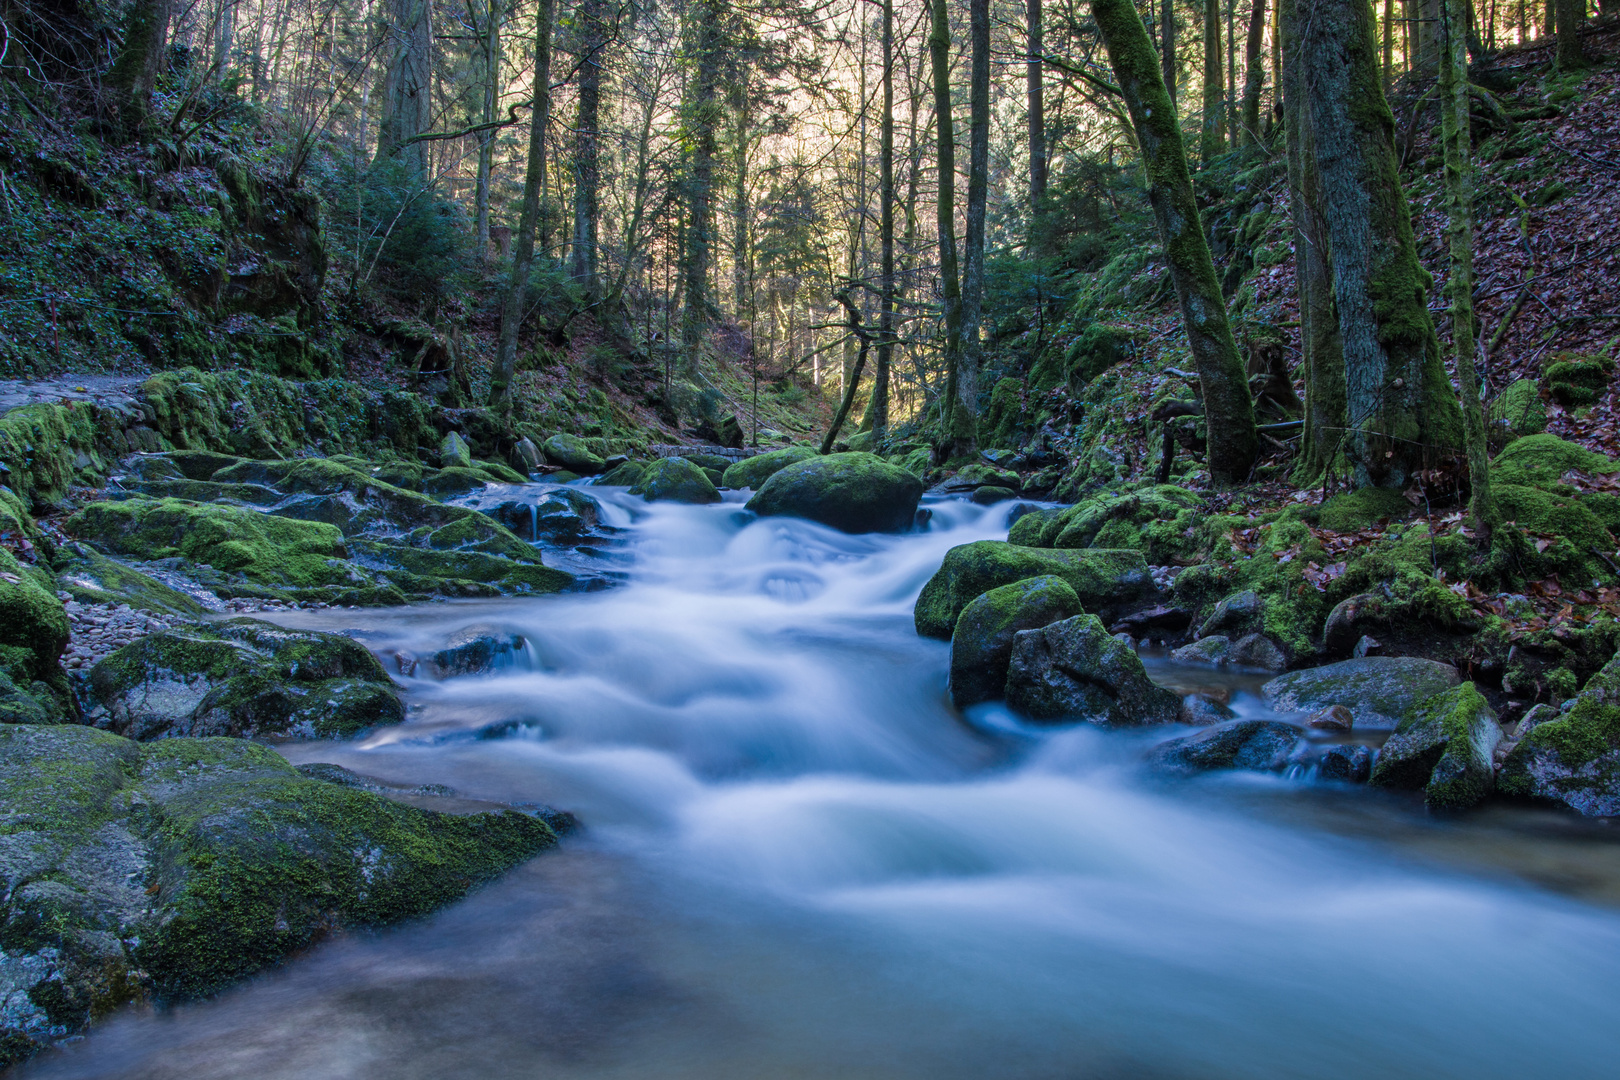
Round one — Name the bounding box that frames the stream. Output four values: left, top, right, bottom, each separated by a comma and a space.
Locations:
25, 487, 1620, 1079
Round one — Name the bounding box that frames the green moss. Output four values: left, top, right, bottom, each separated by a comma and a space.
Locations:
597, 460, 649, 486
0, 549, 69, 690
1486, 378, 1547, 443
0, 402, 103, 507
1041, 486, 1204, 563
1493, 483, 1615, 585
1317, 487, 1412, 531
1171, 517, 1327, 658
629, 457, 721, 504
915, 541, 1153, 639
720, 447, 817, 490
1491, 432, 1618, 488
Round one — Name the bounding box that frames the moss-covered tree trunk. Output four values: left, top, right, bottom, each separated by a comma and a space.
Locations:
375, 0, 433, 177
1240, 0, 1269, 144
1300, 0, 1463, 489
1161, 0, 1178, 106
1555, 0, 1588, 68
1439, 0, 1497, 533
570, 0, 607, 292
680, 0, 725, 370
1092, 0, 1259, 484
958, 0, 991, 456
106, 0, 172, 133
861, 0, 897, 439
1282, 0, 1346, 482
1028, 0, 1048, 250
1200, 0, 1225, 161
489, 0, 556, 405
929, 0, 970, 457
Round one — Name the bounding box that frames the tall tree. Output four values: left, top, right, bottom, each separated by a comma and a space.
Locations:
1555, 0, 1588, 68
1281, 0, 1346, 480
490, 0, 557, 405
1299, 0, 1462, 488
1162, 0, 1178, 106
1091, 0, 1259, 483
861, 0, 897, 438
1438, 0, 1496, 532
106, 0, 172, 132
376, 0, 433, 176
1200, 0, 1224, 161
958, 0, 992, 456
1239, 0, 1268, 144
474, 0, 503, 258
929, 0, 969, 456
1028, 0, 1048, 251
680, 0, 725, 367
571, 0, 609, 291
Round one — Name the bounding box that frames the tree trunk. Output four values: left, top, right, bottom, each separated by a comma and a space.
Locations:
1439, 0, 1496, 532
957, 0, 991, 456
571, 0, 606, 290
474, 0, 502, 259
375, 0, 432, 177
1162, 0, 1178, 105
106, 0, 172, 132
1240, 0, 1269, 144
730, 85, 750, 319
1201, 0, 1225, 161
1300, 0, 1463, 489
1092, 0, 1259, 483
861, 0, 897, 440
489, 0, 556, 405
1282, 0, 1346, 481
1555, 0, 1588, 68
1028, 0, 1048, 251
681, 0, 724, 369
929, 0, 968, 454
1383, 0, 1394, 89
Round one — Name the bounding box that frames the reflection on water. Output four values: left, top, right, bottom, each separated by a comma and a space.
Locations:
27, 488, 1620, 1079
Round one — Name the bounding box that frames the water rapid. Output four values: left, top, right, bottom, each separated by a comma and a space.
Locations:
28, 487, 1620, 1079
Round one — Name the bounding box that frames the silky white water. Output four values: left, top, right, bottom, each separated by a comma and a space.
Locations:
29, 488, 1620, 1079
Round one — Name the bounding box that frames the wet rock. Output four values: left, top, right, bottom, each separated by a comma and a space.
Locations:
1004, 614, 1183, 726
1369, 682, 1502, 811
629, 457, 721, 504
542, 434, 606, 475
1179, 695, 1237, 724
914, 541, 1156, 640
1319, 744, 1373, 783
1199, 590, 1262, 638
1109, 605, 1192, 639
747, 452, 923, 534
1353, 635, 1382, 658
1147, 719, 1303, 774
0, 724, 557, 1066
1304, 705, 1354, 731
1170, 635, 1231, 666
431, 626, 527, 678
1261, 657, 1462, 730
439, 431, 473, 470
533, 488, 602, 539
1323, 593, 1384, 656
1227, 633, 1287, 672
949, 576, 1082, 707
597, 459, 649, 487
971, 485, 1019, 505
1499, 653, 1620, 816
84, 618, 404, 740
514, 436, 544, 473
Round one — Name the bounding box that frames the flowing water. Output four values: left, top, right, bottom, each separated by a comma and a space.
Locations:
28, 489, 1620, 1079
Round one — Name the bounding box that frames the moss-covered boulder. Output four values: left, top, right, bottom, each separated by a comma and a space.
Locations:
0, 549, 69, 695
0, 724, 556, 1065
1004, 614, 1182, 726
629, 457, 721, 504
543, 433, 606, 475
1486, 378, 1547, 443
51, 542, 208, 617
1147, 719, 1303, 775
915, 541, 1155, 639
597, 459, 649, 486
1011, 486, 1204, 563
1368, 682, 1502, 810
1317, 487, 1411, 532
720, 446, 817, 490
949, 576, 1082, 707
438, 431, 473, 469
1490, 432, 1619, 489
1542, 352, 1613, 407
1499, 652, 1620, 816
746, 452, 923, 533
1261, 657, 1461, 730
84, 618, 403, 740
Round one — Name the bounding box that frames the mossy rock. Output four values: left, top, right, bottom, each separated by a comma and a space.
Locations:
0, 547, 69, 694
978, 377, 1033, 448
472, 459, 528, 485
1317, 487, 1412, 532
350, 540, 572, 596
629, 457, 721, 504
84, 618, 403, 740
746, 452, 923, 533
949, 576, 1083, 708
915, 541, 1155, 640
438, 432, 473, 469
1147, 719, 1304, 774
543, 434, 606, 475
1493, 483, 1616, 586
51, 542, 207, 617
1490, 432, 1618, 489
1004, 613, 1182, 726
1486, 378, 1547, 444
1169, 517, 1328, 660
1261, 657, 1462, 730
1036, 486, 1204, 563
1368, 682, 1502, 810
720, 447, 816, 490
597, 459, 649, 486
1542, 353, 1613, 407
0, 724, 556, 1063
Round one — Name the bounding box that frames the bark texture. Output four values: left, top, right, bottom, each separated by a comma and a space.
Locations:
376, 0, 433, 176
929, 0, 969, 454
958, 0, 991, 457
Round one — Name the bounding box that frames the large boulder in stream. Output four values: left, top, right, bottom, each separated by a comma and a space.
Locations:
1148, 719, 1304, 775
84, 618, 403, 740
1499, 652, 1620, 815
0, 724, 557, 1066
721, 446, 817, 490
746, 452, 923, 534
1004, 614, 1183, 726
542, 434, 606, 475
915, 541, 1156, 640
1369, 682, 1502, 811
949, 575, 1082, 708
630, 457, 721, 503
1260, 657, 1461, 730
